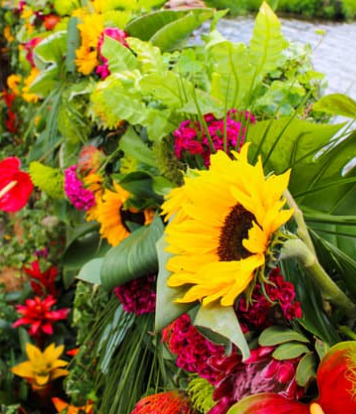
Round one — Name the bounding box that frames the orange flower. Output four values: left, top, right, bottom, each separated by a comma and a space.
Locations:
131, 391, 194, 414
52, 398, 94, 414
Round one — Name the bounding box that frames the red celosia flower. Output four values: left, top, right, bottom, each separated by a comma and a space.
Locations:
23, 259, 58, 297
2, 89, 19, 133
13, 296, 69, 336
226, 341, 356, 414
114, 275, 156, 316
0, 157, 33, 212
238, 268, 302, 332
162, 314, 225, 383
131, 391, 194, 414
43, 14, 60, 31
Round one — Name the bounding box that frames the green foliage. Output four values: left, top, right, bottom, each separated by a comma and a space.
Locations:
29, 161, 64, 199
187, 376, 215, 414
258, 326, 309, 346
101, 215, 164, 290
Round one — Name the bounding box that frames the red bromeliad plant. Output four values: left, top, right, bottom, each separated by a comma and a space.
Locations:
225, 341, 356, 414
23, 259, 59, 297
0, 157, 33, 212
13, 296, 69, 336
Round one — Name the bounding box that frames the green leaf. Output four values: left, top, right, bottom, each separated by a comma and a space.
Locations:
295, 352, 317, 386
66, 17, 80, 73
126, 9, 197, 41
249, 2, 288, 79
62, 231, 110, 271
272, 341, 310, 360
150, 10, 214, 52
155, 236, 193, 332
258, 326, 309, 346
194, 304, 250, 361
313, 93, 356, 118
119, 126, 156, 166
315, 338, 330, 360
28, 65, 58, 95
100, 215, 164, 290
127, 37, 166, 73
77, 258, 103, 285
102, 35, 138, 73
33, 31, 67, 68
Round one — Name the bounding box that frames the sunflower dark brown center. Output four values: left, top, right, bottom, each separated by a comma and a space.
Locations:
217, 204, 255, 261
120, 208, 145, 232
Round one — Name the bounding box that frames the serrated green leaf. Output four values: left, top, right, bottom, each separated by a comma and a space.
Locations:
77, 258, 103, 285
296, 352, 317, 386
194, 304, 250, 361
272, 341, 310, 360
313, 93, 356, 118
101, 215, 164, 290
155, 236, 192, 332
102, 35, 138, 73
127, 37, 165, 73
259, 326, 309, 346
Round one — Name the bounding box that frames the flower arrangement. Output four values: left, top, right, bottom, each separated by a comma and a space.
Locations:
0, 1, 356, 414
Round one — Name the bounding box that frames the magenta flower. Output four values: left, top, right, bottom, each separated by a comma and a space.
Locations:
114, 275, 156, 316
64, 165, 95, 211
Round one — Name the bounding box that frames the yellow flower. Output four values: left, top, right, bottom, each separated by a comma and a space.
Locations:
96, 182, 131, 246
162, 144, 293, 307
4, 25, 14, 42
84, 173, 104, 222
75, 13, 104, 75
12, 343, 69, 390
7, 74, 22, 96
22, 67, 40, 103
21, 8, 33, 20
52, 397, 94, 414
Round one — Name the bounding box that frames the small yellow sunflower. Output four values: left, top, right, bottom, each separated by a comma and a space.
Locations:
96, 182, 131, 246
162, 144, 293, 307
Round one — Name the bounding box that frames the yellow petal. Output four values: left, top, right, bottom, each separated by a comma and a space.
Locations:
26, 342, 42, 361
35, 373, 50, 386
12, 361, 35, 379
51, 368, 70, 381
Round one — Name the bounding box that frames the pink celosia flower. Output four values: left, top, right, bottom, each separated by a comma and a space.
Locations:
208, 346, 304, 414
24, 37, 43, 67
237, 268, 302, 332
23, 259, 58, 297
162, 314, 225, 383
173, 110, 256, 167
64, 165, 95, 211
114, 275, 156, 316
13, 296, 69, 336
96, 28, 129, 79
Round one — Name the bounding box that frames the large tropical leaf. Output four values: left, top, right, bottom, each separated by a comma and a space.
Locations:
100, 215, 164, 290
102, 35, 138, 73
313, 93, 356, 118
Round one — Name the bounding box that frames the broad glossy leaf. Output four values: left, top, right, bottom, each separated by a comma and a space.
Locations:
33, 31, 67, 68
77, 258, 103, 285
272, 341, 310, 360
100, 215, 164, 290
295, 352, 317, 386
194, 304, 250, 360
28, 65, 58, 95
258, 326, 309, 346
249, 2, 288, 79
150, 10, 214, 52
102, 35, 138, 73
127, 37, 166, 73
155, 236, 192, 332
313, 93, 356, 118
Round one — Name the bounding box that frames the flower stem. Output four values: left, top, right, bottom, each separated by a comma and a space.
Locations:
281, 238, 356, 318
284, 189, 316, 255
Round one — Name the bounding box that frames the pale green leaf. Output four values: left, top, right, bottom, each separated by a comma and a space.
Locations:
313, 93, 356, 118
127, 37, 166, 73
258, 326, 309, 346
295, 352, 317, 386
195, 305, 250, 360
77, 258, 103, 285
272, 341, 310, 360
101, 35, 138, 73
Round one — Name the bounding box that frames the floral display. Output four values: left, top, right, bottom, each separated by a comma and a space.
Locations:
1, 1, 356, 414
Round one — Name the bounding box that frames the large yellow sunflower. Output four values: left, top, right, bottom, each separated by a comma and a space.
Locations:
161, 144, 293, 307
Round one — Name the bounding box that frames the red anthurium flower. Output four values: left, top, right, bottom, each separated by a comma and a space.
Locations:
0, 157, 33, 212
13, 296, 69, 336
23, 259, 58, 297
225, 341, 356, 414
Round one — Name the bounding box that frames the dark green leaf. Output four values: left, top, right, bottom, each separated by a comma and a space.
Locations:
155, 236, 192, 332
101, 215, 164, 290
